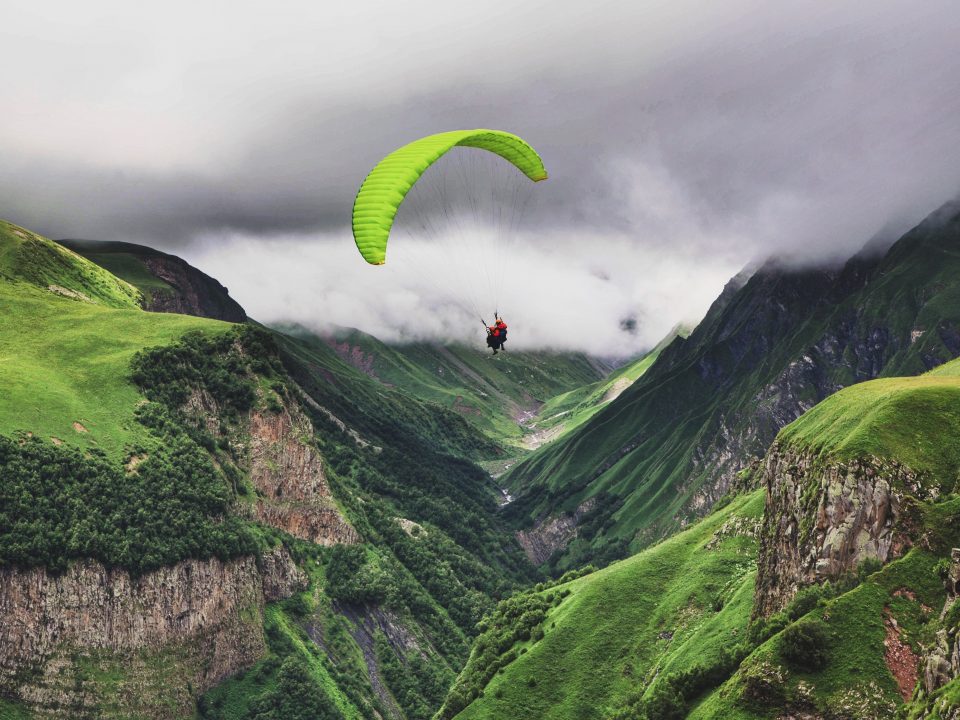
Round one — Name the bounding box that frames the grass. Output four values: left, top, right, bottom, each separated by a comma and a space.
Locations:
0, 699, 32, 720
448, 490, 765, 720
0, 221, 236, 457
0, 281, 228, 458
527, 325, 687, 444
67, 248, 174, 296
779, 357, 960, 486
0, 220, 140, 309
691, 542, 956, 719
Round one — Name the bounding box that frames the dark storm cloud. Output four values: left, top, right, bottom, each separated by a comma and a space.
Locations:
1, 1, 959, 351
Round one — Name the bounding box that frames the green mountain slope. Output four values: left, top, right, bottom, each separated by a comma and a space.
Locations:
61, 238, 247, 321
522, 325, 689, 450
0, 225, 226, 457
779, 354, 960, 479
278, 324, 612, 447
0, 220, 542, 719
446, 358, 960, 720
0, 220, 140, 309
438, 490, 765, 720
502, 201, 960, 571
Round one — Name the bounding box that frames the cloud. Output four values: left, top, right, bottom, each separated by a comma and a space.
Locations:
1, 0, 959, 352
181, 227, 737, 356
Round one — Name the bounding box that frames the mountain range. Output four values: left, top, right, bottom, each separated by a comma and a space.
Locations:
0, 201, 959, 719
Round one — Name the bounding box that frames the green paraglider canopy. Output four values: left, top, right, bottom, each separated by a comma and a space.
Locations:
351, 129, 547, 265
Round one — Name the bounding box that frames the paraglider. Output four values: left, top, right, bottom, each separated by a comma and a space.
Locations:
351, 129, 546, 351
484, 314, 508, 355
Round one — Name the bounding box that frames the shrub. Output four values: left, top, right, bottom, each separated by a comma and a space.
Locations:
786, 585, 824, 621
641, 681, 684, 720
747, 611, 788, 646
780, 620, 830, 671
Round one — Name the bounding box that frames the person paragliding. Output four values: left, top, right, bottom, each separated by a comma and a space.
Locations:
495, 314, 507, 344
482, 313, 508, 354
350, 129, 546, 353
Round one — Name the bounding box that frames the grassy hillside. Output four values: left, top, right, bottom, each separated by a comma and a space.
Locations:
447, 354, 960, 720
779, 357, 960, 484
59, 239, 176, 298
523, 325, 688, 449
440, 490, 764, 720
0, 220, 141, 309
692, 526, 960, 719
61, 238, 247, 322
278, 324, 611, 447
501, 202, 960, 571
0, 227, 227, 457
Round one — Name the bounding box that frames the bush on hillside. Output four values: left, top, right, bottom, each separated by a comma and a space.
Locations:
0, 431, 257, 574
245, 655, 343, 720
780, 620, 830, 671
786, 585, 825, 621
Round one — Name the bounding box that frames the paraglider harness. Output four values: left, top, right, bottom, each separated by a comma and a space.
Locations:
482, 313, 507, 354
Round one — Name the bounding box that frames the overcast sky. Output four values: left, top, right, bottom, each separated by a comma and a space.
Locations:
2, 1, 959, 354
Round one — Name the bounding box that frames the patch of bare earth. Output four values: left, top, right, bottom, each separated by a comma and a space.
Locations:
522, 422, 567, 451
883, 610, 919, 701
125, 454, 147, 473
50, 437, 62, 446
601, 376, 635, 404
72, 422, 88, 433
893, 588, 934, 613
48, 285, 93, 303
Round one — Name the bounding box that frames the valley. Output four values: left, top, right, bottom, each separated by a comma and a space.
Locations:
2, 202, 960, 720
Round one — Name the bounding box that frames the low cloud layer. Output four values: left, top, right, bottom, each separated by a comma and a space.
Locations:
2, 1, 959, 353
182, 228, 738, 356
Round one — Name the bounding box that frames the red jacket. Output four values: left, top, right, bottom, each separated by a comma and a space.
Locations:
489, 326, 500, 337
496, 321, 507, 332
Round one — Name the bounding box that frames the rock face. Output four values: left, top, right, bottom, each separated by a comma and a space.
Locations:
247, 405, 359, 545
181, 385, 359, 546
516, 499, 596, 565
921, 550, 960, 697
0, 546, 305, 719
754, 444, 919, 617
140, 254, 246, 322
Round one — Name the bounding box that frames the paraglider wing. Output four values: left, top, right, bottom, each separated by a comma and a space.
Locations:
351, 129, 547, 265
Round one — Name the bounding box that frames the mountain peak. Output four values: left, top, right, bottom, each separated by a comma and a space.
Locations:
60, 238, 246, 322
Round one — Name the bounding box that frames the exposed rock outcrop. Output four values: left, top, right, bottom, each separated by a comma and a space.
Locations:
141, 255, 246, 322
754, 444, 920, 617
246, 404, 359, 546
0, 546, 305, 719
516, 499, 596, 565
181, 386, 359, 546
920, 550, 960, 699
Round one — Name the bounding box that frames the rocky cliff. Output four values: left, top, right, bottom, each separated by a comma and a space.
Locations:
515, 498, 596, 565
59, 239, 247, 322
246, 403, 359, 545
915, 549, 960, 718
753, 443, 922, 617
0, 546, 304, 719
180, 376, 358, 546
